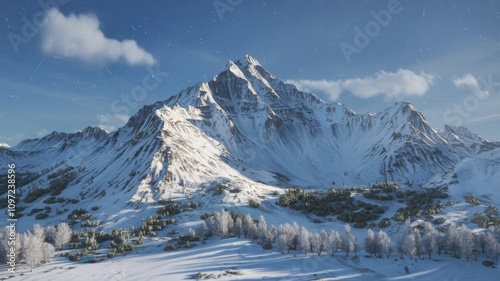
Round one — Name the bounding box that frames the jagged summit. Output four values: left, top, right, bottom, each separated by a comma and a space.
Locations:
227, 54, 262, 69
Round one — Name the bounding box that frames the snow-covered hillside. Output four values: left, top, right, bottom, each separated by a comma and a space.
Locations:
1, 55, 499, 281
1, 55, 499, 232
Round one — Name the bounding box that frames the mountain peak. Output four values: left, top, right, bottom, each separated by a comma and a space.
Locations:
235, 54, 261, 68
0, 143, 10, 149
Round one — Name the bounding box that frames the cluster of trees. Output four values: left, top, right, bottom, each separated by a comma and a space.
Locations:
473, 205, 500, 228
198, 209, 500, 264
393, 188, 447, 221
0, 223, 72, 271
200, 209, 365, 257
395, 220, 500, 262
277, 187, 385, 224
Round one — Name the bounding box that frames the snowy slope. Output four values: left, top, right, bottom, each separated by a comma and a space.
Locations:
1, 55, 499, 232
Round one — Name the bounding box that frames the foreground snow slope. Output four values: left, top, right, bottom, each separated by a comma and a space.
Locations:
2, 237, 496, 281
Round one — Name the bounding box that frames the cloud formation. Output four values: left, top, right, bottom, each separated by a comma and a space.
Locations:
96, 113, 130, 132
452, 74, 489, 99
286, 69, 436, 101
41, 9, 156, 66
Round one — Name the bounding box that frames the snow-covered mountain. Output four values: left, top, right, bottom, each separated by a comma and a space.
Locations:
1, 55, 499, 230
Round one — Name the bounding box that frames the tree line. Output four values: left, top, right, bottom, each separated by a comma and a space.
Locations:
199, 209, 500, 262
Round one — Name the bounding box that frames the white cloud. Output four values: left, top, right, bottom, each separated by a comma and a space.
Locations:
286, 69, 436, 101
452, 74, 489, 99
41, 9, 156, 66
96, 113, 130, 132
37, 129, 50, 137
284, 79, 343, 100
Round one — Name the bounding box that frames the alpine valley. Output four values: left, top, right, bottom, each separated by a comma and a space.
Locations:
1, 56, 500, 280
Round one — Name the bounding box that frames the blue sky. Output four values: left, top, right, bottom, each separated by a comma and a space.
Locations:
1, 0, 499, 145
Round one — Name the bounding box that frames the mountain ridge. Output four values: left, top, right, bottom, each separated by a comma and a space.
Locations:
1, 55, 499, 230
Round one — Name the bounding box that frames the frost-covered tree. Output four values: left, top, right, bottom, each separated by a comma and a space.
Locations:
484, 231, 500, 261
22, 232, 43, 271
365, 229, 378, 257
311, 230, 328, 256
32, 224, 44, 240
213, 209, 234, 238
196, 221, 208, 239
0, 228, 14, 263
327, 229, 342, 256
400, 220, 415, 258
458, 224, 475, 261
436, 231, 447, 255
298, 227, 311, 256
242, 214, 257, 239
54, 222, 72, 250
447, 223, 460, 258
352, 236, 360, 258
376, 230, 393, 258
234, 217, 243, 238
422, 232, 437, 259
257, 215, 269, 244
41, 242, 55, 264
286, 222, 300, 251
276, 233, 289, 254
396, 236, 405, 258
44, 226, 57, 245
413, 228, 423, 258
204, 217, 214, 237
342, 224, 354, 257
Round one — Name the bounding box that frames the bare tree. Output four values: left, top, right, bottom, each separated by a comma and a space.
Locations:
234, 217, 243, 238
